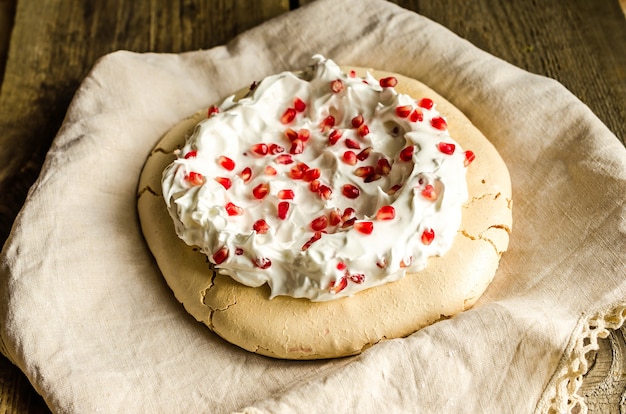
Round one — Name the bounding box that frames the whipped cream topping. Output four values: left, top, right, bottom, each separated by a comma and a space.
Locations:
162, 55, 472, 301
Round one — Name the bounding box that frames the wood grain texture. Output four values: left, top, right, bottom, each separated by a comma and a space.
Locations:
0, 0, 624, 412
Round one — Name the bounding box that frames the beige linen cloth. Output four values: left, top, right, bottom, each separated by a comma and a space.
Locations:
0, 0, 624, 412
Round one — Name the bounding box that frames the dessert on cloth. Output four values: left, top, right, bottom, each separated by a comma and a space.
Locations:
0, 0, 624, 412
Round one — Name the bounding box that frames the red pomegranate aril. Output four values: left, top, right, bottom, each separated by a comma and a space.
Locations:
431, 116, 448, 131
289, 139, 304, 155
276, 154, 294, 164
235, 247, 244, 255
354, 166, 375, 178
395, 105, 412, 118
225, 202, 244, 216
289, 167, 305, 180
348, 273, 365, 284
253, 219, 270, 234
208, 105, 219, 117
357, 147, 372, 161
400, 256, 413, 268
345, 139, 361, 150
329, 209, 342, 226
417, 97, 434, 109
318, 185, 332, 200
343, 151, 357, 165
377, 158, 392, 175
342, 217, 356, 228
342, 207, 356, 221
421, 228, 435, 245
330, 79, 344, 93
309, 180, 321, 192
215, 177, 232, 190
239, 167, 252, 183
212, 246, 229, 264
284, 128, 298, 142
379, 76, 398, 88
464, 150, 476, 167
376, 257, 387, 269
320, 115, 336, 132
294, 97, 307, 112
387, 184, 402, 195
376, 205, 395, 220
364, 173, 381, 183
184, 150, 197, 159
409, 109, 424, 122
185, 171, 204, 186
399, 145, 414, 161
278, 189, 295, 200
311, 215, 328, 231
251, 143, 268, 156
342, 184, 360, 199
301, 231, 323, 251
254, 257, 272, 269
357, 124, 370, 137
277, 201, 290, 219
329, 276, 348, 294
269, 143, 285, 155
437, 141, 455, 155
218, 155, 235, 171
328, 129, 343, 145
298, 128, 311, 142
336, 262, 347, 271
349, 70, 356, 78
265, 165, 277, 175
421, 184, 438, 201
281, 107, 297, 124
304, 168, 321, 182
351, 114, 364, 128
252, 182, 270, 199
354, 221, 374, 235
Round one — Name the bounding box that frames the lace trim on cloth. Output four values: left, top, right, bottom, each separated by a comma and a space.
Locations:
536, 301, 626, 414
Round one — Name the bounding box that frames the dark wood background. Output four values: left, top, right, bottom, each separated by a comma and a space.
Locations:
0, 1, 624, 412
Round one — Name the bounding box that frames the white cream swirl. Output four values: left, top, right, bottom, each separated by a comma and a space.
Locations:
162, 55, 472, 301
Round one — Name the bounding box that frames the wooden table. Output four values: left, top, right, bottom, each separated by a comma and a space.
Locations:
0, 1, 624, 412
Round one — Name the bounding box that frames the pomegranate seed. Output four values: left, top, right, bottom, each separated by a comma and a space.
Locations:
294, 97, 306, 112
336, 262, 347, 271
235, 247, 244, 255
342, 184, 360, 199
437, 142, 455, 155
275, 154, 294, 164
269, 143, 285, 155
239, 167, 252, 183
464, 150, 476, 167
357, 147, 372, 161
329, 209, 342, 226
342, 207, 356, 221
212, 246, 229, 264
281, 107, 297, 124
400, 256, 413, 268
277, 201, 290, 219
185, 172, 204, 186
351, 114, 364, 128
357, 124, 370, 137
311, 215, 328, 231
278, 189, 295, 200
218, 155, 235, 171
298, 128, 311, 142
377, 158, 392, 175
290, 167, 305, 180
253, 219, 269, 234
395, 105, 412, 118
184, 150, 197, 159
409, 109, 424, 122
330, 79, 344, 93
304, 168, 321, 181
341, 217, 356, 228
354, 166, 375, 178
376, 257, 387, 269
290, 139, 304, 154
252, 183, 270, 199
225, 202, 243, 216
215, 176, 232, 190
318, 185, 332, 200
251, 143, 268, 156
364, 173, 381, 183
348, 273, 365, 284
208, 105, 219, 117
354, 221, 374, 235
387, 184, 402, 195
379, 76, 397, 88
328, 129, 343, 145
284, 128, 298, 142
320, 115, 336, 132
399, 145, 414, 161
376, 205, 395, 220
254, 257, 272, 269
431, 117, 448, 131
309, 180, 321, 192
343, 151, 358, 165
421, 184, 438, 201
417, 98, 434, 109
329, 276, 348, 293
421, 228, 435, 245
265, 165, 277, 175
302, 231, 323, 251
345, 139, 361, 150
